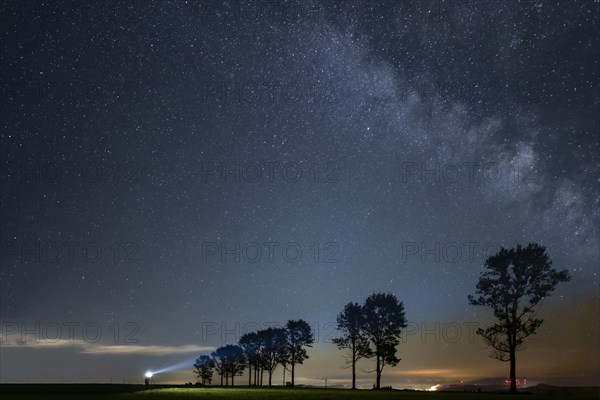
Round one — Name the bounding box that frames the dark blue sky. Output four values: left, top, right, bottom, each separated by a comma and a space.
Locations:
1, 0, 598, 388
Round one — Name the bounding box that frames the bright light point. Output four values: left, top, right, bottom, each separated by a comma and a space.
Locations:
145, 371, 153, 378
428, 384, 440, 391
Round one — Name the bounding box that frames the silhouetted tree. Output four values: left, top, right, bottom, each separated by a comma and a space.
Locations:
239, 332, 261, 386
193, 355, 215, 385
211, 348, 225, 386
362, 292, 407, 389
211, 345, 246, 386
283, 319, 314, 387
468, 243, 570, 393
258, 327, 288, 387
332, 302, 372, 389
229, 345, 247, 386
281, 358, 288, 386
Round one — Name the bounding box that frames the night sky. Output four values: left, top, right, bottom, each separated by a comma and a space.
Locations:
1, 0, 598, 389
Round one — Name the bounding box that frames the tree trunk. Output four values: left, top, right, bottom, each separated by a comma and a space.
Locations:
375, 353, 381, 389
291, 362, 295, 387
248, 364, 252, 386
351, 338, 357, 389
268, 370, 272, 387
352, 355, 356, 389
510, 346, 517, 393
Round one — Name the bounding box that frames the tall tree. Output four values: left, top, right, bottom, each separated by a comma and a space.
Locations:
362, 292, 407, 389
239, 332, 261, 386
211, 347, 226, 386
211, 345, 246, 386
332, 302, 372, 389
468, 243, 570, 393
228, 345, 247, 386
192, 355, 215, 385
258, 327, 288, 387
284, 319, 314, 387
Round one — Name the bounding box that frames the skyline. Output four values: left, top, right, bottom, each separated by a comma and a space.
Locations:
1, 0, 598, 390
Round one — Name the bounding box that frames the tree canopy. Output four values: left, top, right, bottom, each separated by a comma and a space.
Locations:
362, 292, 407, 389
468, 243, 570, 393
332, 302, 372, 389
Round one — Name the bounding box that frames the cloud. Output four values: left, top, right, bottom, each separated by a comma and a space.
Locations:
1, 339, 214, 356
3, 338, 78, 348
80, 344, 214, 355
394, 368, 457, 376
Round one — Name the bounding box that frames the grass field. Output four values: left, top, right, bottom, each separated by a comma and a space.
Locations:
0, 385, 598, 400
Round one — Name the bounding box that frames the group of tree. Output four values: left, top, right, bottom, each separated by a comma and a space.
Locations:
194, 243, 570, 394
333, 292, 407, 389
332, 243, 569, 393
193, 319, 314, 387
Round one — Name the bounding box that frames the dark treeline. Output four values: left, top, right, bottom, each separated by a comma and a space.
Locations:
193, 319, 314, 387
192, 293, 406, 390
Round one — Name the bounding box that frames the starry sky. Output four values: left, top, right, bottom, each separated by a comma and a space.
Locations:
0, 0, 598, 389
